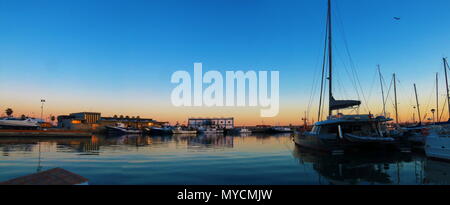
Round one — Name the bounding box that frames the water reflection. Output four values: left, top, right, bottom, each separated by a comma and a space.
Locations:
0, 133, 450, 184
292, 146, 416, 185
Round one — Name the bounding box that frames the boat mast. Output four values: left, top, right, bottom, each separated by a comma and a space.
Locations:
327, 0, 333, 117
436, 72, 439, 123
378, 65, 386, 117
444, 57, 450, 121
393, 73, 399, 124
414, 84, 422, 125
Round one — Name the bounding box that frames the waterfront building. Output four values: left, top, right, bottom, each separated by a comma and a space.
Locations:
57, 112, 166, 131
57, 112, 101, 130
99, 116, 160, 129
188, 117, 234, 129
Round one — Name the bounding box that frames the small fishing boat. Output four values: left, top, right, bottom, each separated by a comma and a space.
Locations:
198, 127, 224, 135
270, 127, 294, 133
238, 128, 252, 134
172, 126, 197, 135
106, 123, 141, 135
227, 127, 252, 135
146, 126, 172, 135
251, 125, 272, 133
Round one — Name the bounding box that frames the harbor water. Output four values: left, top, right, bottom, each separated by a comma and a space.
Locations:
0, 133, 448, 185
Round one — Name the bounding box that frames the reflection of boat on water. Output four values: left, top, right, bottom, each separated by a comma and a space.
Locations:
423, 158, 450, 184
187, 134, 233, 149
0, 118, 40, 130
105, 123, 141, 135
292, 146, 413, 185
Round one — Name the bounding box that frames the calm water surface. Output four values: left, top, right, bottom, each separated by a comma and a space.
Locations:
0, 133, 448, 185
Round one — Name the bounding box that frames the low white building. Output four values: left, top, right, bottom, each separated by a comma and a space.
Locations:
188, 117, 234, 129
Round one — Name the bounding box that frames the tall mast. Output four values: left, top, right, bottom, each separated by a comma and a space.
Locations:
444, 57, 450, 121
436, 72, 439, 122
414, 84, 422, 125
327, 0, 333, 116
393, 73, 399, 124
378, 65, 386, 117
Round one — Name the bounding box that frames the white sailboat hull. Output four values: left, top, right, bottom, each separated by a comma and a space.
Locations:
425, 130, 450, 160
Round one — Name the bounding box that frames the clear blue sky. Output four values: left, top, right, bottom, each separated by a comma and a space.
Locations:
1, 0, 450, 123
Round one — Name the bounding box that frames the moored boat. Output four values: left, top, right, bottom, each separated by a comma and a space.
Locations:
0, 118, 40, 130
227, 127, 252, 135
198, 127, 224, 135
294, 114, 402, 154
172, 126, 197, 135
425, 126, 450, 161
106, 123, 141, 135
271, 126, 294, 133
294, 0, 405, 154
146, 126, 172, 135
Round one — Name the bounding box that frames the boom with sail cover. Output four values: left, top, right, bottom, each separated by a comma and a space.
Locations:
330, 96, 361, 111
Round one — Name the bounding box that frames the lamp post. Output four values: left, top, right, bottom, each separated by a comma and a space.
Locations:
40, 99, 45, 121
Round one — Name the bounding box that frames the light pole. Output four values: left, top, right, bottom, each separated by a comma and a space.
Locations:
40, 99, 45, 121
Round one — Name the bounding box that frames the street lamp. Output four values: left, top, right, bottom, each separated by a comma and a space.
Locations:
40, 99, 45, 121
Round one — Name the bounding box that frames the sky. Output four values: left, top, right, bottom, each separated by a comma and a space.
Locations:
1, 0, 450, 125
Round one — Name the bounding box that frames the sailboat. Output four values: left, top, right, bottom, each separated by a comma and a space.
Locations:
294, 0, 403, 154
425, 58, 450, 160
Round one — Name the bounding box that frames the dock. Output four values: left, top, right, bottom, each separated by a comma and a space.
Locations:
0, 129, 92, 137
0, 168, 89, 185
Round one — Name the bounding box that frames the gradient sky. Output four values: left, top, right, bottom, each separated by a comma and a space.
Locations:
1, 0, 450, 125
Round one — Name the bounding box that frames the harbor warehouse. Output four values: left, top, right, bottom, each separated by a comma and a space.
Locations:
57, 112, 101, 130
57, 112, 162, 131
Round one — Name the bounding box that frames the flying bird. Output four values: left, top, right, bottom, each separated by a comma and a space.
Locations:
393, 17, 401, 20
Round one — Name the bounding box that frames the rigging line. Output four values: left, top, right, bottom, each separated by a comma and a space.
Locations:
334, 1, 370, 111
421, 78, 437, 122
439, 94, 447, 122
333, 44, 370, 113
336, 71, 350, 99
320, 68, 329, 121
306, 21, 328, 118
317, 15, 329, 122
383, 75, 394, 116
333, 57, 350, 100
334, 45, 360, 100
381, 69, 397, 117
323, 65, 330, 120
366, 68, 379, 110
397, 76, 418, 120
307, 63, 321, 120
379, 67, 387, 115
388, 78, 400, 116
